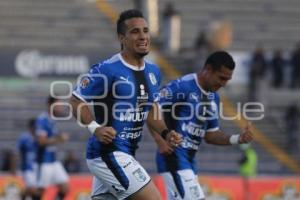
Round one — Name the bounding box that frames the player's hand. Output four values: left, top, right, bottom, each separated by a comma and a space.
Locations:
239, 122, 253, 143
166, 130, 182, 148
157, 139, 174, 155
94, 126, 116, 144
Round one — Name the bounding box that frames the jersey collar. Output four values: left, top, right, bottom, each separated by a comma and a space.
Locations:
193, 73, 210, 96
118, 53, 145, 71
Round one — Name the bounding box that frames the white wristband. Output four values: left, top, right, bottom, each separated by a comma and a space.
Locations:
229, 134, 240, 145
87, 121, 101, 134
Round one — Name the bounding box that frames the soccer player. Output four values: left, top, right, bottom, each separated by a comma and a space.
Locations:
35, 96, 69, 200
70, 9, 181, 200
149, 51, 254, 200
18, 118, 42, 200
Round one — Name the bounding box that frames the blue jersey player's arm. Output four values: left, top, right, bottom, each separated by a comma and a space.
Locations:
147, 80, 183, 150
204, 95, 253, 145
35, 117, 68, 146
70, 64, 116, 144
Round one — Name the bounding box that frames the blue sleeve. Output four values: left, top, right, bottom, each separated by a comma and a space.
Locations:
159, 79, 185, 104
206, 94, 220, 132
35, 117, 48, 136
73, 63, 113, 102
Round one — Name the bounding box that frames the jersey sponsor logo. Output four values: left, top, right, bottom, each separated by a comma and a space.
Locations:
119, 110, 148, 122
119, 131, 142, 139
137, 84, 149, 103
181, 122, 205, 137
139, 84, 146, 96
132, 168, 146, 182
149, 73, 157, 85
181, 137, 200, 150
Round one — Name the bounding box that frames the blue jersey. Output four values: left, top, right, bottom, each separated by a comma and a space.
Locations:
156, 73, 220, 173
18, 132, 36, 171
73, 53, 161, 158
35, 112, 59, 163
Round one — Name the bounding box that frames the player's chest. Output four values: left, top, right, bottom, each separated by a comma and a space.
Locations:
111, 71, 158, 103
180, 94, 217, 121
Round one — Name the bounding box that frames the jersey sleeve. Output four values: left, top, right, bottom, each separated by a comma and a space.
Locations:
73, 63, 113, 102
158, 79, 186, 106
35, 117, 48, 136
206, 93, 220, 132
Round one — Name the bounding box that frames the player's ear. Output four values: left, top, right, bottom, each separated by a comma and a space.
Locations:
203, 64, 215, 78
203, 64, 212, 74
118, 34, 125, 43
118, 34, 125, 49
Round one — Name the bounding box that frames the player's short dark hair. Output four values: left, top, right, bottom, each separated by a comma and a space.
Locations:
117, 9, 144, 35
205, 51, 235, 70
28, 118, 35, 129
47, 96, 58, 105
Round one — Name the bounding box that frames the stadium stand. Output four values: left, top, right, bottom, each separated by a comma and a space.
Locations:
157, 0, 300, 51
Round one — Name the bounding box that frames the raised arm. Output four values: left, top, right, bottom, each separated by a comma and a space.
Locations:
204, 122, 253, 145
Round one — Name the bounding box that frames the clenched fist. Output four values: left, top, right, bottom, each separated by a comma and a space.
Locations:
166, 130, 182, 148
94, 126, 116, 144
239, 122, 254, 143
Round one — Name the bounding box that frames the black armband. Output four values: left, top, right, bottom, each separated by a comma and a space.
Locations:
161, 129, 171, 140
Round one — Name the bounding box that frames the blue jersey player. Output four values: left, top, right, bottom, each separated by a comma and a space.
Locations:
18, 118, 42, 200
70, 9, 181, 200
150, 51, 253, 200
35, 96, 69, 200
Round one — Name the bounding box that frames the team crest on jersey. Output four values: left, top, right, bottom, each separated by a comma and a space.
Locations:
132, 168, 146, 182
160, 87, 171, 98
149, 73, 157, 85
80, 77, 90, 89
